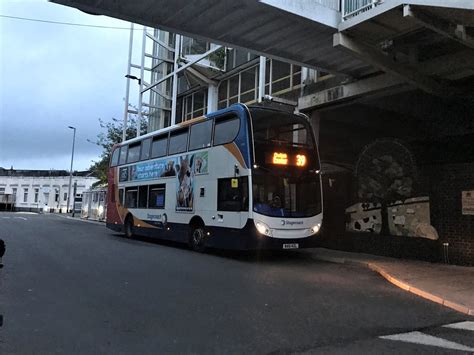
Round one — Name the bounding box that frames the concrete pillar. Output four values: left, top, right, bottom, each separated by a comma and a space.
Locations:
302, 68, 318, 85
258, 56, 266, 102
309, 110, 321, 146
207, 84, 218, 113
170, 34, 181, 126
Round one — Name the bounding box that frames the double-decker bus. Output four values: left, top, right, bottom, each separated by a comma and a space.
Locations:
106, 103, 322, 251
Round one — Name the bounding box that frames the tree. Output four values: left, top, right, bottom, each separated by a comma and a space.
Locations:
89, 111, 148, 187
355, 139, 417, 235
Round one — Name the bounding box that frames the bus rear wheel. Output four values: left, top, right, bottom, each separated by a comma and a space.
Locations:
124, 215, 135, 238
189, 224, 206, 252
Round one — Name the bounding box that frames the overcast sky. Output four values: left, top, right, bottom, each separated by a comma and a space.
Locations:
0, 0, 143, 171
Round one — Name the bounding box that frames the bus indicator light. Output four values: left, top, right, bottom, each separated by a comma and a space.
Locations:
273, 152, 288, 165
296, 154, 306, 167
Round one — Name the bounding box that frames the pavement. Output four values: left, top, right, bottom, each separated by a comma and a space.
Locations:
305, 248, 474, 316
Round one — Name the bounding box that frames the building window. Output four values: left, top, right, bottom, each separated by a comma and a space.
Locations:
0, 187, 5, 194
55, 190, 59, 202
217, 59, 302, 110
180, 89, 207, 122
218, 65, 258, 109
34, 188, 39, 203
181, 37, 209, 56
226, 49, 258, 71
64, 192, 67, 201
24, 189, 29, 203
12, 188, 17, 200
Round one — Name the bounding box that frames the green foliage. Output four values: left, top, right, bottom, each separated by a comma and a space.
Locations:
89, 110, 148, 186
209, 47, 226, 70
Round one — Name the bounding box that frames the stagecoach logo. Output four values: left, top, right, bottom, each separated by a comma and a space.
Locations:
281, 220, 304, 226
147, 214, 162, 220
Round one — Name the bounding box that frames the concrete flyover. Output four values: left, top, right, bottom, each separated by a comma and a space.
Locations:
49, 0, 369, 76
50, 0, 473, 99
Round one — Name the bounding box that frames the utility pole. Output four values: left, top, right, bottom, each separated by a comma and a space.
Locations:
66, 126, 76, 213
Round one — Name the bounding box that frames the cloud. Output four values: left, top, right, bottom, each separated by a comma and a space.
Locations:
0, 0, 143, 171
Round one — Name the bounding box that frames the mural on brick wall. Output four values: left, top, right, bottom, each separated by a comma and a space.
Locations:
346, 139, 438, 240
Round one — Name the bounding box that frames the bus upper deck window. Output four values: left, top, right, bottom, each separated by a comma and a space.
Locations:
151, 135, 167, 158
127, 143, 141, 163
119, 145, 128, 165
189, 120, 212, 150
111, 148, 120, 167
213, 115, 240, 146
169, 129, 188, 155
141, 138, 152, 161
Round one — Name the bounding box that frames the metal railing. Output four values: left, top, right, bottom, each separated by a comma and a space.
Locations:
342, 0, 382, 21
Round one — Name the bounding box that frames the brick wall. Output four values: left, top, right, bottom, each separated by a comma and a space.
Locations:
319, 154, 474, 265
426, 163, 474, 265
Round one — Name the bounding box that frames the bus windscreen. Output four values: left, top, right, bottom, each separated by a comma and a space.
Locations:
250, 108, 322, 218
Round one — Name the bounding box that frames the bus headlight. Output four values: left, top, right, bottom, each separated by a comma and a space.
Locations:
311, 223, 321, 235
255, 221, 271, 236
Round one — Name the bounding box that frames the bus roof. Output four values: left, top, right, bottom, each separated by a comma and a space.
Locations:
116, 103, 249, 147
115, 103, 307, 148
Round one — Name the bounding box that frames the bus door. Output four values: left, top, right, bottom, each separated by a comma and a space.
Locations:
217, 176, 249, 228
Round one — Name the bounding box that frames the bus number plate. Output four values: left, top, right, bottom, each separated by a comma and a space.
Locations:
283, 243, 299, 249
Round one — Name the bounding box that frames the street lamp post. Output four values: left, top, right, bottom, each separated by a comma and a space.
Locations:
124, 74, 143, 138
66, 126, 76, 214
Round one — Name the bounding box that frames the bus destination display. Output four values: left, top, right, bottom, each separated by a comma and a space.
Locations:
268, 152, 307, 167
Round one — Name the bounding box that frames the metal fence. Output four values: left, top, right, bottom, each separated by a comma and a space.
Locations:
342, 0, 381, 20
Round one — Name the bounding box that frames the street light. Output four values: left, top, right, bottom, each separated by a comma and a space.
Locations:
124, 74, 143, 138
125, 74, 141, 85
66, 126, 76, 214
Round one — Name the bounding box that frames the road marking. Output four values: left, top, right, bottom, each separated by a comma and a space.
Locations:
380, 331, 474, 352
1, 217, 11, 219
443, 321, 474, 331
14, 217, 28, 221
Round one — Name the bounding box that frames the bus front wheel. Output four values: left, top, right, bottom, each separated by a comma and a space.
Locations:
189, 224, 206, 252
124, 215, 135, 238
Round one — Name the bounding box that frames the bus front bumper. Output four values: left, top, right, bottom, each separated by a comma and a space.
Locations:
205, 219, 320, 250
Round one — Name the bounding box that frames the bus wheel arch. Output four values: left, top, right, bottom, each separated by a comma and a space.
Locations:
124, 213, 135, 238
188, 216, 206, 252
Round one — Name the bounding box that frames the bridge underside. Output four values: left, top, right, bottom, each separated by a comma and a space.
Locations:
50, 0, 371, 77
51, 0, 473, 99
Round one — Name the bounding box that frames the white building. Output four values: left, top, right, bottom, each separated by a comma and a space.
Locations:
0, 167, 98, 213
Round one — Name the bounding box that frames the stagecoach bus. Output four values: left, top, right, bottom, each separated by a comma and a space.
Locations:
106, 104, 323, 251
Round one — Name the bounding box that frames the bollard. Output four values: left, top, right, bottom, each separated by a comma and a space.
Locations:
442, 242, 450, 264
0, 238, 5, 269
